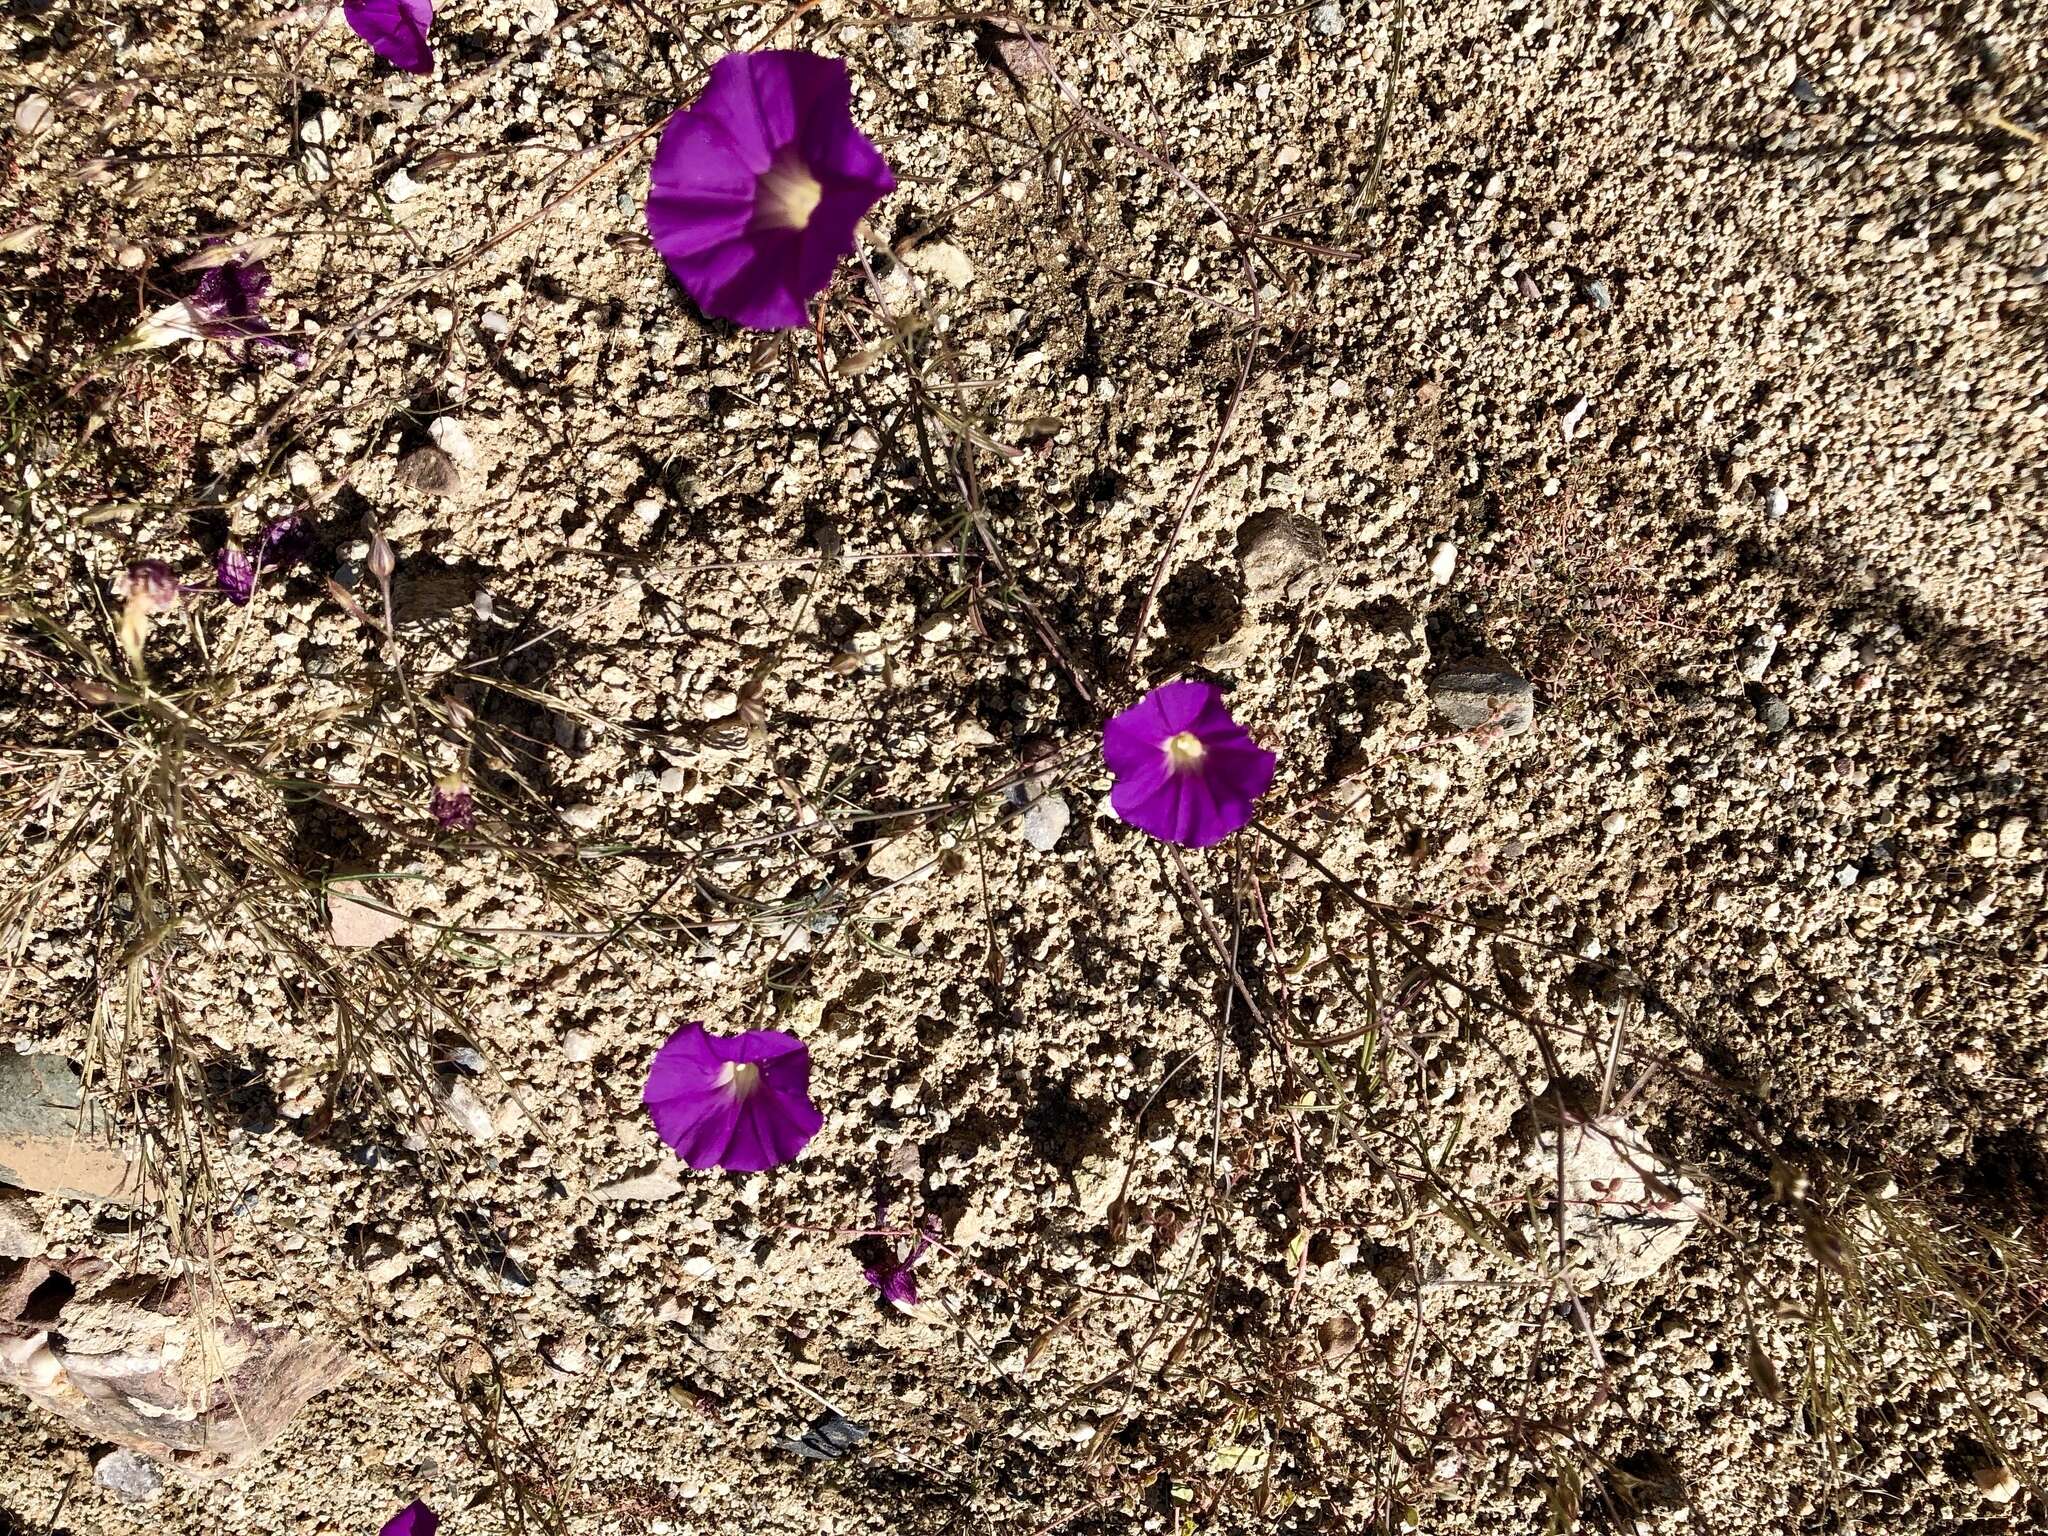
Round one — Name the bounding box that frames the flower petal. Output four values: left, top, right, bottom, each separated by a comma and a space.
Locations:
380, 1502, 439, 1536
344, 0, 435, 74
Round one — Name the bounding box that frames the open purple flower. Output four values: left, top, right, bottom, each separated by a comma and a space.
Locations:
1102, 681, 1277, 847
215, 515, 313, 605
345, 0, 434, 75
381, 1502, 438, 1536
647, 51, 895, 331
644, 1021, 822, 1173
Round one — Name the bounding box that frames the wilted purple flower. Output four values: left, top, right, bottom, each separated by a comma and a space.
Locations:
128, 258, 306, 365
115, 560, 180, 615
644, 1021, 822, 1173
345, 0, 434, 74
191, 259, 307, 364
380, 1502, 438, 1536
215, 544, 257, 604
430, 779, 475, 831
1101, 681, 1276, 847
647, 51, 895, 331
113, 560, 181, 666
214, 515, 313, 605
261, 513, 314, 569
864, 1218, 938, 1308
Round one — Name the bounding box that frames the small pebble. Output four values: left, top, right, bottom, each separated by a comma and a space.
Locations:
562, 1029, 598, 1063
1560, 394, 1589, 443
1756, 695, 1791, 735
1308, 1, 1343, 36
1429, 664, 1534, 737
1737, 628, 1779, 683
14, 95, 55, 137
1996, 816, 2028, 859
1973, 1465, 2019, 1504
1019, 793, 1072, 852
93, 1451, 164, 1505
1428, 541, 1458, 586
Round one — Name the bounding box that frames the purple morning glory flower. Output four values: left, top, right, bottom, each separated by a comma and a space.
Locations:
125, 257, 306, 364
380, 1502, 438, 1536
1101, 681, 1277, 847
214, 515, 312, 605
345, 0, 434, 75
261, 513, 315, 569
643, 1021, 822, 1173
646, 51, 896, 331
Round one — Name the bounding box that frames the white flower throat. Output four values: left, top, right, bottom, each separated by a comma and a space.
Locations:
719, 1060, 762, 1100
1163, 731, 1206, 773
757, 153, 823, 231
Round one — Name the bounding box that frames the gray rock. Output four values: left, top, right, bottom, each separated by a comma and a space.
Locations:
1, 1260, 351, 1474
398, 445, 462, 498
94, 1450, 165, 1504
1018, 793, 1072, 852
0, 1048, 136, 1201
1528, 1113, 1704, 1286
1309, 1, 1343, 36
1237, 511, 1327, 603
1736, 627, 1778, 682
0, 1188, 40, 1257
1757, 695, 1791, 734
1428, 665, 1535, 737
596, 1166, 684, 1203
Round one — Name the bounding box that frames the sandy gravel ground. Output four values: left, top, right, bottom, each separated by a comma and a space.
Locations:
2, 1, 2046, 1533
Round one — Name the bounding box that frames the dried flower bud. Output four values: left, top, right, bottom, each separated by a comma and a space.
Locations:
367, 528, 397, 585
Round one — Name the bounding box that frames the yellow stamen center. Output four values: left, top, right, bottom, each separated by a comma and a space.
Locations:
720, 1061, 762, 1100
1163, 731, 1206, 773
756, 153, 823, 231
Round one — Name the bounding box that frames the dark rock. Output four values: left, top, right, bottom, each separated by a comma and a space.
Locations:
1428, 664, 1535, 736
779, 1410, 870, 1460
